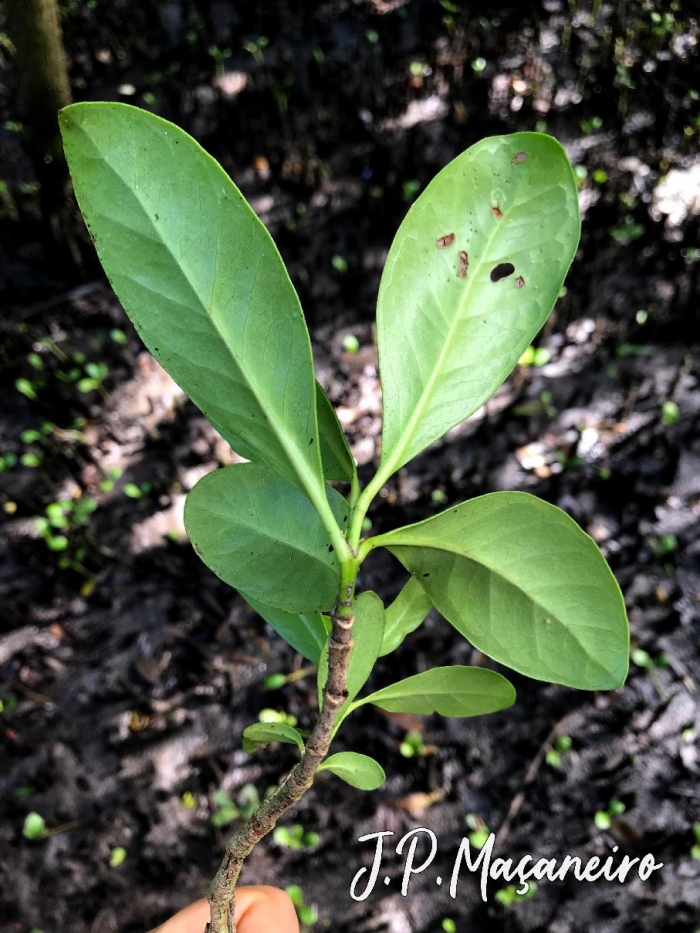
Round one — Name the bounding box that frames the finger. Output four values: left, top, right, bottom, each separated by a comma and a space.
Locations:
149, 885, 299, 933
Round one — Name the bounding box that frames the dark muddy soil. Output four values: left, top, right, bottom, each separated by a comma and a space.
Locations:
1, 2, 699, 932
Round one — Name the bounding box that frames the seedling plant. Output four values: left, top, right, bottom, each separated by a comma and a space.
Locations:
60, 103, 629, 933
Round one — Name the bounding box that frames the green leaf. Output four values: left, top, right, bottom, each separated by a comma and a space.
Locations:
317, 591, 385, 716
351, 666, 515, 717
242, 721, 304, 753
244, 596, 330, 664
319, 751, 386, 790
184, 463, 348, 613
377, 133, 580, 479
380, 576, 433, 656
315, 383, 356, 484
376, 492, 629, 690
212, 381, 355, 486
60, 102, 324, 498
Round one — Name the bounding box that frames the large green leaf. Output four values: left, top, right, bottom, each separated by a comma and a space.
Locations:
350, 666, 515, 717
60, 102, 324, 498
375, 492, 629, 690
184, 463, 347, 613
380, 576, 433, 657
319, 752, 386, 790
244, 596, 330, 664
318, 591, 385, 717
377, 133, 580, 479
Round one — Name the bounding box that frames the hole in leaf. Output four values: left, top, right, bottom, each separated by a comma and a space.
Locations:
491, 206, 503, 220
490, 263, 515, 282
515, 275, 526, 288
511, 151, 528, 164
457, 251, 469, 278
436, 232, 456, 249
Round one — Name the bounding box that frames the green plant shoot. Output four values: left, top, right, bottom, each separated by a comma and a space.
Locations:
60, 101, 629, 933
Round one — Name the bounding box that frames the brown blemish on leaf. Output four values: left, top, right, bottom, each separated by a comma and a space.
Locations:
436, 232, 456, 249
457, 250, 469, 278
490, 262, 515, 282
491, 206, 503, 220
511, 151, 528, 164
515, 275, 526, 288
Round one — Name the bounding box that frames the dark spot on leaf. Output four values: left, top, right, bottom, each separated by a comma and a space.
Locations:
327, 544, 334, 552
511, 151, 528, 164
515, 275, 526, 288
491, 206, 503, 220
155, 213, 159, 221
436, 232, 456, 249
457, 250, 469, 278
309, 438, 314, 445
490, 262, 515, 282
422, 572, 430, 577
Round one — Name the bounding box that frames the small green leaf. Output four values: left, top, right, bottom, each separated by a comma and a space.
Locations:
242, 721, 304, 752
244, 596, 329, 664
376, 133, 580, 481
319, 751, 386, 790
185, 464, 348, 613
60, 102, 325, 499
318, 591, 385, 719
109, 846, 127, 867
350, 665, 515, 717
22, 812, 47, 840
375, 492, 629, 690
380, 577, 433, 656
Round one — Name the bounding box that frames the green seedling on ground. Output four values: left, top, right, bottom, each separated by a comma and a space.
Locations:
495, 881, 537, 906
545, 734, 573, 768
285, 885, 318, 929
60, 103, 630, 933
399, 728, 426, 758
109, 846, 127, 867
273, 823, 319, 850
691, 823, 700, 860
22, 812, 48, 841
465, 814, 491, 850
594, 797, 626, 831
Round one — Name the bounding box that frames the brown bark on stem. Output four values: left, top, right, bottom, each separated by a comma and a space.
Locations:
206, 577, 356, 933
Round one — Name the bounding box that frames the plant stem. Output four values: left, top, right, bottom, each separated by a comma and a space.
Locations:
206, 558, 358, 933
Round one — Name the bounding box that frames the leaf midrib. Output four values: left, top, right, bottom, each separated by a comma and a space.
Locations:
380, 158, 529, 475
72, 116, 323, 499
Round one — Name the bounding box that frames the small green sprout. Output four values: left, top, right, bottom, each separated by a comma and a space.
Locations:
124, 481, 152, 499
285, 884, 318, 929
661, 400, 680, 426
442, 920, 457, 933
431, 488, 448, 506
109, 846, 127, 867
401, 179, 421, 203
211, 785, 260, 827
341, 333, 360, 354
259, 708, 297, 728
610, 218, 644, 244
181, 791, 197, 810
99, 466, 123, 493
273, 823, 319, 850
471, 57, 487, 73
465, 814, 491, 850
15, 378, 39, 401
365, 29, 379, 44
399, 729, 426, 758
594, 796, 625, 831
519, 345, 552, 367
545, 734, 573, 768
651, 533, 677, 556
110, 328, 128, 344
631, 648, 667, 670
264, 673, 288, 691
691, 823, 700, 860
593, 169, 608, 184
331, 254, 348, 274
22, 812, 48, 841
495, 881, 537, 906
77, 361, 109, 393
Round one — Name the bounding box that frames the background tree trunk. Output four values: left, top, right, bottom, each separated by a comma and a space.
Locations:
5, 0, 81, 273
6, 0, 72, 163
